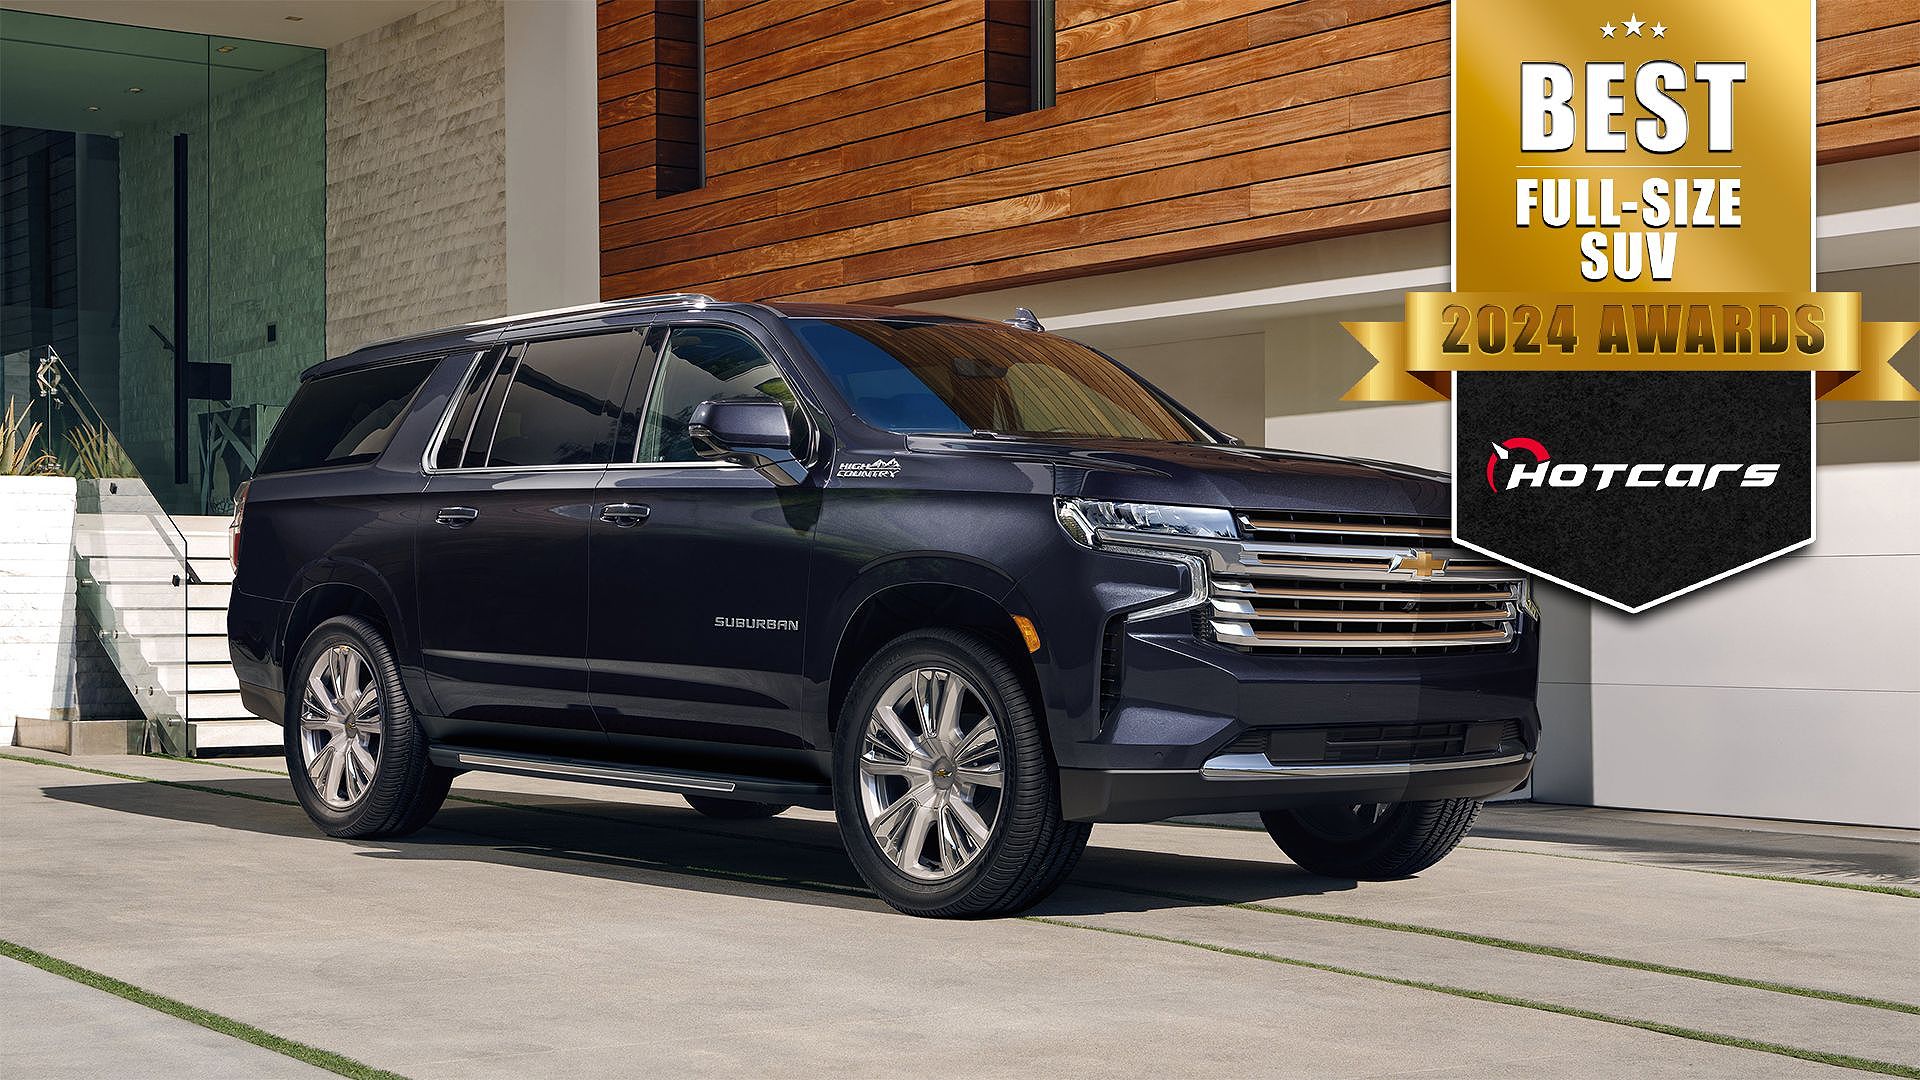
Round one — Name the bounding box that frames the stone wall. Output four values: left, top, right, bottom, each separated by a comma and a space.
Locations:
326, 0, 508, 358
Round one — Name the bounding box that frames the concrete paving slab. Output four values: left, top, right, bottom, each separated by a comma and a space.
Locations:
0, 955, 333, 1079
2, 750, 1908, 1079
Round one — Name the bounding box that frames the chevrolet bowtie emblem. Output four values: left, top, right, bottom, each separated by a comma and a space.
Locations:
1393, 550, 1448, 577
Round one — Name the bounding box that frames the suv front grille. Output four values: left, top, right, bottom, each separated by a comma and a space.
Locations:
1209, 511, 1523, 656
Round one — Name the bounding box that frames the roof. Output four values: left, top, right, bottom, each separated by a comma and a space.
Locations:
301, 295, 999, 380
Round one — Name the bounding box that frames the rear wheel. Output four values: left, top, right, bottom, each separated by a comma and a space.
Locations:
286, 615, 453, 839
683, 795, 788, 820
1261, 798, 1481, 879
834, 629, 1089, 918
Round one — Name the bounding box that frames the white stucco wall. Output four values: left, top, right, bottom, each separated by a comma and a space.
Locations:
0, 477, 78, 746
504, 0, 601, 313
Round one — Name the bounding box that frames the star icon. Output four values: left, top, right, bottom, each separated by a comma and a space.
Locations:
1651, 22, 1667, 37
1601, 21, 1617, 36
1623, 13, 1645, 35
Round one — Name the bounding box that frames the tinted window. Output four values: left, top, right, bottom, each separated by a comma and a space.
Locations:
257, 358, 436, 474
793, 319, 1209, 442
637, 326, 792, 463
432, 350, 503, 470
486, 332, 645, 467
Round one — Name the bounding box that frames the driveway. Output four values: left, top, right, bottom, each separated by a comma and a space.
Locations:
2, 749, 1915, 1079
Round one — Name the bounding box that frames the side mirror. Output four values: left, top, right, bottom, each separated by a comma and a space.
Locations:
687, 398, 806, 486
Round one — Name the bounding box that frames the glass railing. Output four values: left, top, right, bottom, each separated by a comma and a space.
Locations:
7, 346, 196, 754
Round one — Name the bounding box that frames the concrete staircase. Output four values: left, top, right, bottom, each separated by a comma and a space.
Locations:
72, 497, 278, 755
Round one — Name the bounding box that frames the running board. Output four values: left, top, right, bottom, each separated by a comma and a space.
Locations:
428, 746, 834, 809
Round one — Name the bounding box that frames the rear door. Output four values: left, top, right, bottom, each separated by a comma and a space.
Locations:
589, 317, 821, 775
415, 328, 649, 754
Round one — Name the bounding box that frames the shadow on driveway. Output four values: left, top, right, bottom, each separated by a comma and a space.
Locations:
40, 775, 1357, 916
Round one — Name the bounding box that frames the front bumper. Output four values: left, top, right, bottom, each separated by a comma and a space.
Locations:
1055, 610, 1541, 822
1062, 751, 1534, 822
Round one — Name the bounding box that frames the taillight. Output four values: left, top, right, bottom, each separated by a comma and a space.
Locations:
230, 480, 249, 570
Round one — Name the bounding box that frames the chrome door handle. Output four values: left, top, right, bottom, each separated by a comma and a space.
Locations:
435, 506, 479, 528
600, 503, 651, 527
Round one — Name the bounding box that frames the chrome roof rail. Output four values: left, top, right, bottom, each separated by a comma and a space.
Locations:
341, 294, 721, 355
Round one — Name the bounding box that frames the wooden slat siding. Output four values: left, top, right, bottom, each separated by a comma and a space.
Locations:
604, 71, 1444, 273
706, 0, 845, 44
708, 21, 980, 134
625, 116, 1446, 295
1056, 0, 1275, 64
985, 0, 1033, 119
709, 1, 960, 96
613, 8, 1443, 206
1819, 22, 1920, 82
600, 0, 1920, 305
1816, 14, 1920, 161
1055, 0, 1175, 31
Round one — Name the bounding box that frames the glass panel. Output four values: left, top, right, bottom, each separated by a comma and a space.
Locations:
792, 318, 1210, 442
639, 326, 792, 464
257, 358, 437, 475
487, 333, 645, 467
1, 9, 325, 515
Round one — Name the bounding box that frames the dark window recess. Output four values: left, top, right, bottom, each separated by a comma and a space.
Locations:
986, 0, 1054, 119
257, 358, 438, 474
654, 0, 704, 195
487, 333, 645, 468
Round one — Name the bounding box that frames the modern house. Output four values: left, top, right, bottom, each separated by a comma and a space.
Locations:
1, 1, 1914, 826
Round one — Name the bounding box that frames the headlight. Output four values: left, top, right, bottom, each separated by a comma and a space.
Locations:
1055, 498, 1236, 548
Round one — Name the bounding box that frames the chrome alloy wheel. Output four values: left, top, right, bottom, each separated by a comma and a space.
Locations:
299, 643, 384, 810
857, 668, 1005, 882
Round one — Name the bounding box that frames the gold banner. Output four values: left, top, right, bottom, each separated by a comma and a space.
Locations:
1342, 292, 1919, 402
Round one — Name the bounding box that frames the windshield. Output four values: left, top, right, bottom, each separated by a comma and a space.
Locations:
791, 318, 1213, 443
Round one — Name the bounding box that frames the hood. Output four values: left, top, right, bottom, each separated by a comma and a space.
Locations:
905, 435, 1451, 518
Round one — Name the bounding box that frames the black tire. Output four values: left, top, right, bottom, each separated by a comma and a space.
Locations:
1261, 798, 1481, 880
285, 615, 453, 839
833, 629, 1090, 918
684, 795, 789, 820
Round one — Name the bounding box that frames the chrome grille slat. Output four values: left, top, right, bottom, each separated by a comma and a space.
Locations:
1208, 510, 1523, 655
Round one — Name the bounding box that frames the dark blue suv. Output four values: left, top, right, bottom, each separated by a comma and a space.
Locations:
228, 294, 1539, 917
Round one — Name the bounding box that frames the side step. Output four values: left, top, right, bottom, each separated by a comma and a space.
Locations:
428, 746, 834, 810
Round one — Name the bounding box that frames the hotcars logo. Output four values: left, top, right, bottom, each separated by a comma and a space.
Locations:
1485, 437, 1778, 493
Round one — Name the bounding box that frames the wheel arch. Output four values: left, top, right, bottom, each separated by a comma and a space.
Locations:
819, 558, 1047, 740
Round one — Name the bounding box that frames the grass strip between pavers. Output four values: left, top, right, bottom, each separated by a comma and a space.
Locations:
0, 939, 410, 1080
1072, 878, 1920, 1015
12, 750, 1920, 1034
1026, 917, 1920, 1078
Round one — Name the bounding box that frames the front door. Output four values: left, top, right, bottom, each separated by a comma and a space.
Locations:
415, 329, 648, 753
589, 319, 820, 775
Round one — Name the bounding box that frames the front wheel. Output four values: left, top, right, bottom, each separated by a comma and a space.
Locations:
1262, 798, 1481, 879
834, 629, 1089, 918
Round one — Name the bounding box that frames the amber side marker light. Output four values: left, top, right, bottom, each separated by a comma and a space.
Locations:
1011, 615, 1041, 653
